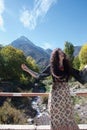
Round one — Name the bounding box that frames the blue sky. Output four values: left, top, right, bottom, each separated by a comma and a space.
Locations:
0, 0, 87, 50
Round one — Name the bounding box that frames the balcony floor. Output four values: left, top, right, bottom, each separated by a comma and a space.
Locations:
0, 124, 87, 130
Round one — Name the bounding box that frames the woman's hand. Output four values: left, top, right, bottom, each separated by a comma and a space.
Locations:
21, 64, 29, 72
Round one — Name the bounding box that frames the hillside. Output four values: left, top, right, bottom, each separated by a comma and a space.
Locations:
10, 36, 51, 68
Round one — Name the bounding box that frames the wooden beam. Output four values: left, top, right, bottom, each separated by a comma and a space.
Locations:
0, 92, 49, 97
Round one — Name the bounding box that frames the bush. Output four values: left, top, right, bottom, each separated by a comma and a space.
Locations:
0, 98, 27, 124
20, 74, 29, 84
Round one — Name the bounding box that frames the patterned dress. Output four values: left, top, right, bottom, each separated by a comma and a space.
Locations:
48, 81, 80, 130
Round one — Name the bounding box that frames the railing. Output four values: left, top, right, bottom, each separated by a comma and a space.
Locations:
0, 91, 87, 130
0, 92, 49, 97
0, 91, 87, 97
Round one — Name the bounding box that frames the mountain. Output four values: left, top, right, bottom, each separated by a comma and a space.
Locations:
9, 36, 81, 68
10, 36, 51, 68
73, 46, 81, 56
45, 49, 52, 55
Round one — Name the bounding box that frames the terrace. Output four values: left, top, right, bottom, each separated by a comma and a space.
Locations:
0, 92, 87, 130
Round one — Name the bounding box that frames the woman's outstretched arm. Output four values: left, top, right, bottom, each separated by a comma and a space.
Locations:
71, 66, 87, 84
21, 64, 87, 84
21, 64, 51, 80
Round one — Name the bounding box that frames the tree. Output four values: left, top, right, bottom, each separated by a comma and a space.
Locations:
0, 45, 41, 83
26, 56, 39, 71
79, 44, 87, 69
0, 48, 4, 80
0, 46, 26, 81
64, 41, 74, 65
73, 56, 80, 69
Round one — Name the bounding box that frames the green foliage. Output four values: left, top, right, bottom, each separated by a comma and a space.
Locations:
0, 98, 27, 124
0, 45, 40, 84
79, 44, 87, 68
64, 41, 74, 64
0, 52, 4, 79
26, 56, 39, 72
80, 64, 85, 70
72, 96, 81, 105
20, 74, 29, 84
0, 46, 26, 81
73, 56, 80, 69
74, 111, 81, 124
42, 76, 52, 92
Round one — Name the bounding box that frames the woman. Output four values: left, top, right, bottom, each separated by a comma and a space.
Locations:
48, 48, 79, 130
21, 48, 81, 130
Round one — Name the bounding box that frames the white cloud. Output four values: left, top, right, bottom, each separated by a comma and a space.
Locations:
20, 0, 57, 30
0, 0, 5, 31
41, 42, 53, 49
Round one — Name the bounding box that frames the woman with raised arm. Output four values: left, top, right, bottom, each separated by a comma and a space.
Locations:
48, 48, 80, 130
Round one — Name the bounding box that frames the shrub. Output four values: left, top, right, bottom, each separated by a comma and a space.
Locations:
0, 98, 27, 124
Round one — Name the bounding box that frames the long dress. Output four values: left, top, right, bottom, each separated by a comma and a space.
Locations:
48, 80, 80, 130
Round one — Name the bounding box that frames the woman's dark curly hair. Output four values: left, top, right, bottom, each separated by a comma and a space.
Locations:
50, 48, 72, 80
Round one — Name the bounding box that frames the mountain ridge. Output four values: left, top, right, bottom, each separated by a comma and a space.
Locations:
9, 36, 81, 68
